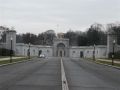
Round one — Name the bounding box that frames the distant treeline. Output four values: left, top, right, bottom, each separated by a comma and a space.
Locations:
16, 23, 120, 46
16, 32, 56, 45
1, 23, 120, 46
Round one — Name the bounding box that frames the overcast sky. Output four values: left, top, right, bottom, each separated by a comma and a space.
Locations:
0, 0, 120, 34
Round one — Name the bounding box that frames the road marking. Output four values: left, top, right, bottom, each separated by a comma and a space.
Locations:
61, 58, 69, 90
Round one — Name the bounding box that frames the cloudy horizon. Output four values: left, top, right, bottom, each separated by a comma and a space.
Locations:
0, 0, 120, 34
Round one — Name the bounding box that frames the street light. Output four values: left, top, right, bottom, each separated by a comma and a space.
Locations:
28, 33, 31, 59
28, 43, 30, 59
112, 40, 116, 65
93, 44, 96, 61
10, 37, 13, 63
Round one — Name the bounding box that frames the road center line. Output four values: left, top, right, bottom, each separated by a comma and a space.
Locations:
61, 58, 69, 90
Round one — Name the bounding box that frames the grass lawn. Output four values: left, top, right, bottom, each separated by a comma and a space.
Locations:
85, 58, 120, 67
96, 60, 120, 67
0, 56, 9, 58
0, 57, 29, 65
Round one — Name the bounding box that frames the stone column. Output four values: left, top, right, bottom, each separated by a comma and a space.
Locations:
107, 31, 117, 58
6, 30, 16, 53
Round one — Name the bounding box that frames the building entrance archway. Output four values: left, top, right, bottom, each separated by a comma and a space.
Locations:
57, 43, 65, 57
58, 49, 65, 57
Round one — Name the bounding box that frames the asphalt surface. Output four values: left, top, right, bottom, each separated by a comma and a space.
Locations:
0, 57, 120, 90
63, 57, 120, 90
0, 57, 61, 90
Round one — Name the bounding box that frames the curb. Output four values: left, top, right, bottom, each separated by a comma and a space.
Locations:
0, 58, 34, 67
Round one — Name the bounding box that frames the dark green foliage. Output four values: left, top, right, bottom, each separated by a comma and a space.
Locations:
64, 30, 80, 46
65, 23, 107, 46
16, 32, 56, 45
86, 28, 100, 45
0, 31, 6, 43
86, 28, 107, 45
110, 26, 120, 45
15, 23, 119, 46
115, 51, 120, 59
108, 51, 120, 59
77, 34, 88, 46
16, 34, 23, 43
0, 48, 14, 56
37, 33, 56, 45
22, 33, 38, 44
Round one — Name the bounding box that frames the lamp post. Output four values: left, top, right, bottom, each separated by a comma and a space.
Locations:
112, 40, 115, 65
28, 43, 30, 59
93, 44, 96, 61
10, 37, 13, 63
28, 33, 31, 59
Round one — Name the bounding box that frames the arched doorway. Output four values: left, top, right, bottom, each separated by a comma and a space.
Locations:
57, 43, 65, 57
27, 49, 30, 57
38, 50, 42, 56
80, 51, 84, 58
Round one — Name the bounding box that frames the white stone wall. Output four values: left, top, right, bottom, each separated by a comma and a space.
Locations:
15, 43, 108, 58
107, 33, 118, 58
84, 48, 93, 58
69, 47, 84, 58
16, 43, 30, 56
96, 47, 107, 58
38, 46, 53, 57
16, 44, 53, 57
69, 45, 107, 58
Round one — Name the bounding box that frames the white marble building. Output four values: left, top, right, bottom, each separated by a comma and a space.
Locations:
15, 42, 108, 58
0, 28, 120, 58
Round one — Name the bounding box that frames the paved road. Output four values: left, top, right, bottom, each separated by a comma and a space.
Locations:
63, 57, 120, 90
0, 57, 120, 90
0, 57, 61, 90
